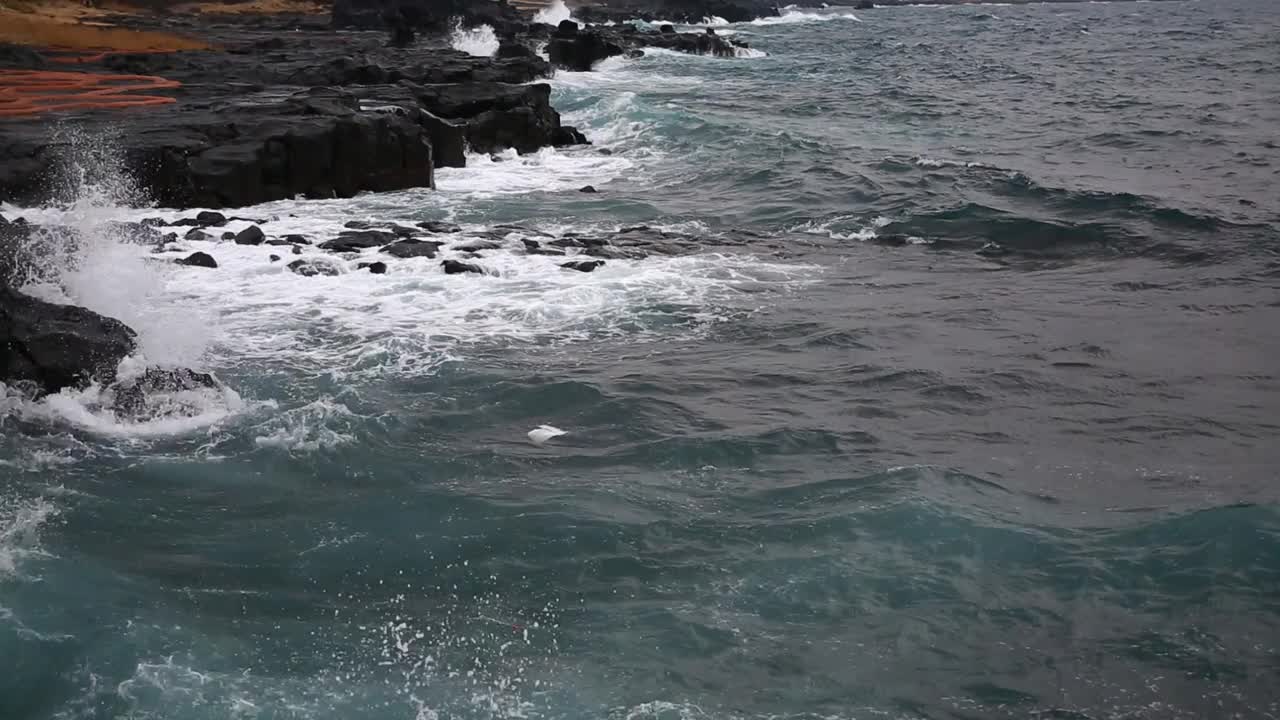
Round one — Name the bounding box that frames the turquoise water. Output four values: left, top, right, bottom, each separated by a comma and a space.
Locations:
3, 2, 1280, 718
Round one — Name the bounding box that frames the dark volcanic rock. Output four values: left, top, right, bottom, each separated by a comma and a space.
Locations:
234, 225, 266, 245
175, 251, 219, 268
319, 230, 398, 252
417, 220, 462, 234
358, 261, 388, 274
552, 126, 589, 146
185, 228, 211, 241
562, 260, 606, 272
381, 239, 444, 258
441, 259, 484, 275
548, 28, 625, 72
0, 285, 136, 395
109, 367, 220, 417
287, 259, 341, 277
579, 185, 598, 194
196, 211, 228, 227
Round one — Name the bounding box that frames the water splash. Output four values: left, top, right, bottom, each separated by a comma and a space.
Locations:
533, 0, 577, 26
450, 21, 499, 57
7, 127, 213, 367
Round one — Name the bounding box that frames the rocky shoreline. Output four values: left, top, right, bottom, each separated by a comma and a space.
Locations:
0, 0, 775, 402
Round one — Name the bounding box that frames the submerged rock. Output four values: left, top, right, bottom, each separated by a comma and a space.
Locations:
358, 261, 388, 274
0, 285, 136, 395
287, 259, 341, 277
319, 230, 397, 252
417, 220, 463, 234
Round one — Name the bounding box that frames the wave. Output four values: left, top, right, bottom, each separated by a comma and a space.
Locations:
747, 8, 862, 25
449, 21, 498, 57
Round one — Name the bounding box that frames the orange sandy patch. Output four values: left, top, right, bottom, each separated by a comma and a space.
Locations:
0, 10, 210, 52
0, 69, 180, 117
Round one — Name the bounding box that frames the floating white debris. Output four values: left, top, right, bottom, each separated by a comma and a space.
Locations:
527, 424, 567, 446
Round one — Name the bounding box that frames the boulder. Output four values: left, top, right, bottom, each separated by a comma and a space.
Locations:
196, 210, 228, 226
319, 230, 397, 252
562, 260, 606, 272
441, 259, 484, 275
381, 239, 444, 259
358, 261, 388, 274
417, 220, 462, 234
235, 225, 266, 245
0, 285, 137, 395
175, 251, 218, 268
109, 367, 220, 417
579, 185, 598, 194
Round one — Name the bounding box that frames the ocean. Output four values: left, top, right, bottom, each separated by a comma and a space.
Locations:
3, 1, 1280, 718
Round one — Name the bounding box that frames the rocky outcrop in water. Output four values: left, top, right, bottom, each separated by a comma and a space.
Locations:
0, 284, 138, 395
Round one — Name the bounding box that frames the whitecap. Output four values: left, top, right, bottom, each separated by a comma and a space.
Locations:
449, 21, 498, 57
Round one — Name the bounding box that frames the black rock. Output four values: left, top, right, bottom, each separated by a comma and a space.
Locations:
417, 220, 462, 234
344, 220, 375, 229
265, 237, 295, 246
562, 260, 606, 272
185, 228, 211, 241
196, 211, 228, 227
441, 259, 484, 275
292, 245, 304, 255
270, 254, 281, 262
579, 185, 598, 194
358, 261, 388, 274
599, 148, 614, 156
175, 251, 218, 268
453, 240, 501, 251
234, 225, 266, 245
0, 285, 136, 395
388, 224, 418, 237
283, 234, 312, 245
109, 367, 220, 417
287, 259, 341, 277
381, 239, 444, 259
141, 217, 166, 227
660, 24, 676, 34
556, 19, 580, 37
319, 230, 397, 252
221, 231, 236, 240
552, 126, 589, 146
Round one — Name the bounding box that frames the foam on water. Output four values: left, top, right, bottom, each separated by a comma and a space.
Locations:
747, 7, 862, 25
533, 0, 576, 26
0, 495, 56, 580
449, 21, 499, 57
251, 397, 359, 453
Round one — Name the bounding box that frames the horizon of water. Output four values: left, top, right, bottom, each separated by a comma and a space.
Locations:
3, 2, 1280, 718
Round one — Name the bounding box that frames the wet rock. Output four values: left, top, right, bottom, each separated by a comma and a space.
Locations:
548, 28, 625, 72
660, 24, 676, 34
579, 185, 598, 194
109, 367, 220, 417
358, 261, 388, 274
552, 126, 589, 146
185, 228, 211, 241
453, 240, 501, 252
0, 285, 136, 395
221, 231, 236, 240
292, 245, 304, 255
549, 237, 586, 248
381, 239, 444, 259
283, 234, 311, 245
141, 217, 167, 227
319, 230, 397, 252
265, 237, 296, 246
441, 259, 484, 275
234, 225, 266, 245
175, 251, 218, 268
562, 260, 606, 272
344, 220, 376, 230
196, 210, 228, 226
417, 220, 462, 234
599, 148, 614, 156
388, 224, 418, 237
287, 259, 341, 277
270, 254, 281, 262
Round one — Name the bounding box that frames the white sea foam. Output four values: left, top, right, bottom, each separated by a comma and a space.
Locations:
449, 22, 499, 57
748, 8, 862, 24
252, 398, 357, 453
0, 496, 56, 579
527, 424, 567, 445
533, 0, 576, 25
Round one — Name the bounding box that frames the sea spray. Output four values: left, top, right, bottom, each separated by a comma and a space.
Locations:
450, 21, 499, 57
533, 0, 576, 26
11, 127, 213, 368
